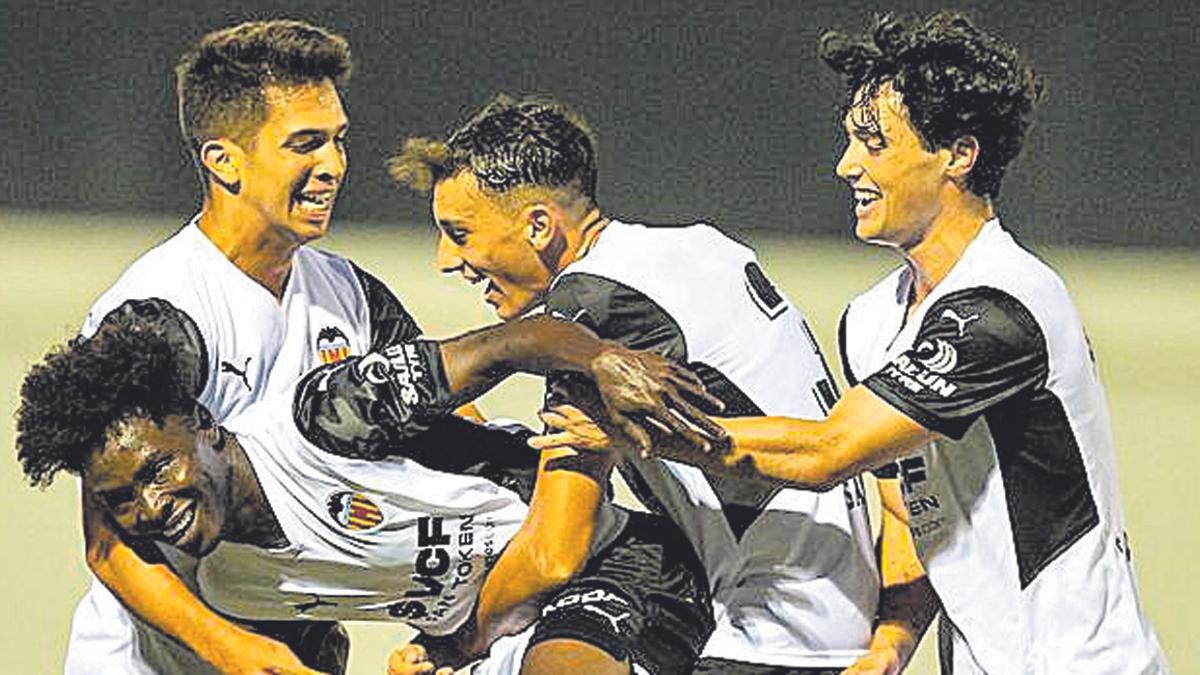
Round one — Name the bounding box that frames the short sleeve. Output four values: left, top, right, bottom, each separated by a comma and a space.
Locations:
351, 262, 423, 349
863, 287, 1048, 440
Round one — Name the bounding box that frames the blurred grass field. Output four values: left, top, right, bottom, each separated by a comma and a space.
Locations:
1, 211, 1194, 674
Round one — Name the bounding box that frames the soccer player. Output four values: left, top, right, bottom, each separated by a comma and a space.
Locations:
389, 96, 879, 674
19, 299, 715, 675
539, 12, 1170, 674
68, 20, 715, 674
68, 19, 366, 674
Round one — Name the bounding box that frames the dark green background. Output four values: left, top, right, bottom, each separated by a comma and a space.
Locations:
3, 0, 1196, 246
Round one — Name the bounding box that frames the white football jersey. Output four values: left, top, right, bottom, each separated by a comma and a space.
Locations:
841, 219, 1168, 674
199, 396, 528, 634
67, 218, 413, 673
544, 220, 878, 668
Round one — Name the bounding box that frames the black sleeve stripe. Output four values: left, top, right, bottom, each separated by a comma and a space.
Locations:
864, 286, 1049, 441
350, 262, 422, 350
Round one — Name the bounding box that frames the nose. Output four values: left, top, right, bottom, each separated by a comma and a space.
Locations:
128, 487, 169, 536
313, 138, 347, 185
835, 142, 860, 184
435, 232, 463, 274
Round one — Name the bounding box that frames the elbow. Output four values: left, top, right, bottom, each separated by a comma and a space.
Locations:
527, 538, 588, 589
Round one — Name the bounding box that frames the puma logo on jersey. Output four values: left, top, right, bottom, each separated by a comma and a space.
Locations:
220, 357, 252, 391
939, 308, 980, 337
291, 594, 337, 615
549, 308, 590, 323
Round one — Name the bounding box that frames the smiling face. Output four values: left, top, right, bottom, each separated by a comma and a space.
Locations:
835, 83, 949, 250
231, 79, 349, 245
431, 170, 555, 320
85, 413, 232, 557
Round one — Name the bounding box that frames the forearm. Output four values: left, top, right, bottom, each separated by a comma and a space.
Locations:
89, 533, 262, 666
717, 386, 932, 489
440, 315, 608, 399
473, 449, 606, 653
869, 478, 939, 669
717, 416, 857, 490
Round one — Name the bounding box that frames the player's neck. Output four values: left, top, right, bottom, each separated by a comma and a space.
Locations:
903, 194, 994, 309
197, 198, 298, 300
224, 432, 288, 550
560, 207, 608, 268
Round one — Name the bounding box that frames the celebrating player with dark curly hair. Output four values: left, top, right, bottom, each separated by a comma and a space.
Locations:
537, 12, 1169, 674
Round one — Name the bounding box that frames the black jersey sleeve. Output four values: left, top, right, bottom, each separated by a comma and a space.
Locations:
293, 340, 461, 459
350, 262, 422, 349
863, 287, 1048, 440
92, 298, 208, 399
545, 273, 687, 357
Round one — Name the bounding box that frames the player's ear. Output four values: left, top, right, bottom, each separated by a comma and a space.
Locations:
523, 202, 558, 253
945, 135, 980, 185
200, 138, 242, 195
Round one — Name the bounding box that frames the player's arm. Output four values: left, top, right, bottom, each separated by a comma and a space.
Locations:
294, 316, 720, 460
471, 446, 614, 653
843, 477, 939, 674
715, 385, 931, 489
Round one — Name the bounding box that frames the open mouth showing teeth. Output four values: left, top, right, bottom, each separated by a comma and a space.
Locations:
296, 192, 334, 208
854, 191, 881, 207
162, 502, 196, 543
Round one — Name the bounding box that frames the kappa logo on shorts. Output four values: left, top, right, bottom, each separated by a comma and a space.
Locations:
317, 326, 352, 364
543, 588, 631, 633
327, 491, 384, 530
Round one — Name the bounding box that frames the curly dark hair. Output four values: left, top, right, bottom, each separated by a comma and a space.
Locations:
389, 94, 598, 205
176, 19, 352, 166
16, 300, 205, 487
820, 12, 1044, 199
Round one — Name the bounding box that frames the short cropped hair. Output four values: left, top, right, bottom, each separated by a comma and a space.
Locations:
820, 12, 1043, 199
16, 300, 203, 487
175, 19, 352, 163
389, 94, 598, 205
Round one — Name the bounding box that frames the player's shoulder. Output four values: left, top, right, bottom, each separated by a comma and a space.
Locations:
950, 221, 1077, 325
84, 222, 214, 332
569, 220, 751, 276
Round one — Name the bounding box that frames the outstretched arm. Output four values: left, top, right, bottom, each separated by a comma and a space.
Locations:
296, 315, 721, 460
715, 385, 932, 489
531, 385, 929, 489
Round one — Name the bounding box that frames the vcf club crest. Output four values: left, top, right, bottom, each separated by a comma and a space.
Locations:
317, 326, 352, 364
327, 491, 384, 531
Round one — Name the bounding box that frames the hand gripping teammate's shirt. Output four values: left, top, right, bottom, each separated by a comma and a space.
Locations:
543, 220, 878, 669
841, 219, 1168, 674
68, 218, 417, 674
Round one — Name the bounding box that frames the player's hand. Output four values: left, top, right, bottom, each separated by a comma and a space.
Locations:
203, 625, 328, 675
839, 642, 904, 675
530, 403, 616, 453
587, 345, 725, 456
387, 643, 454, 675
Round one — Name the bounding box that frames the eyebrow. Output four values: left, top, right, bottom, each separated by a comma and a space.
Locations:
282, 123, 350, 145
132, 450, 173, 484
